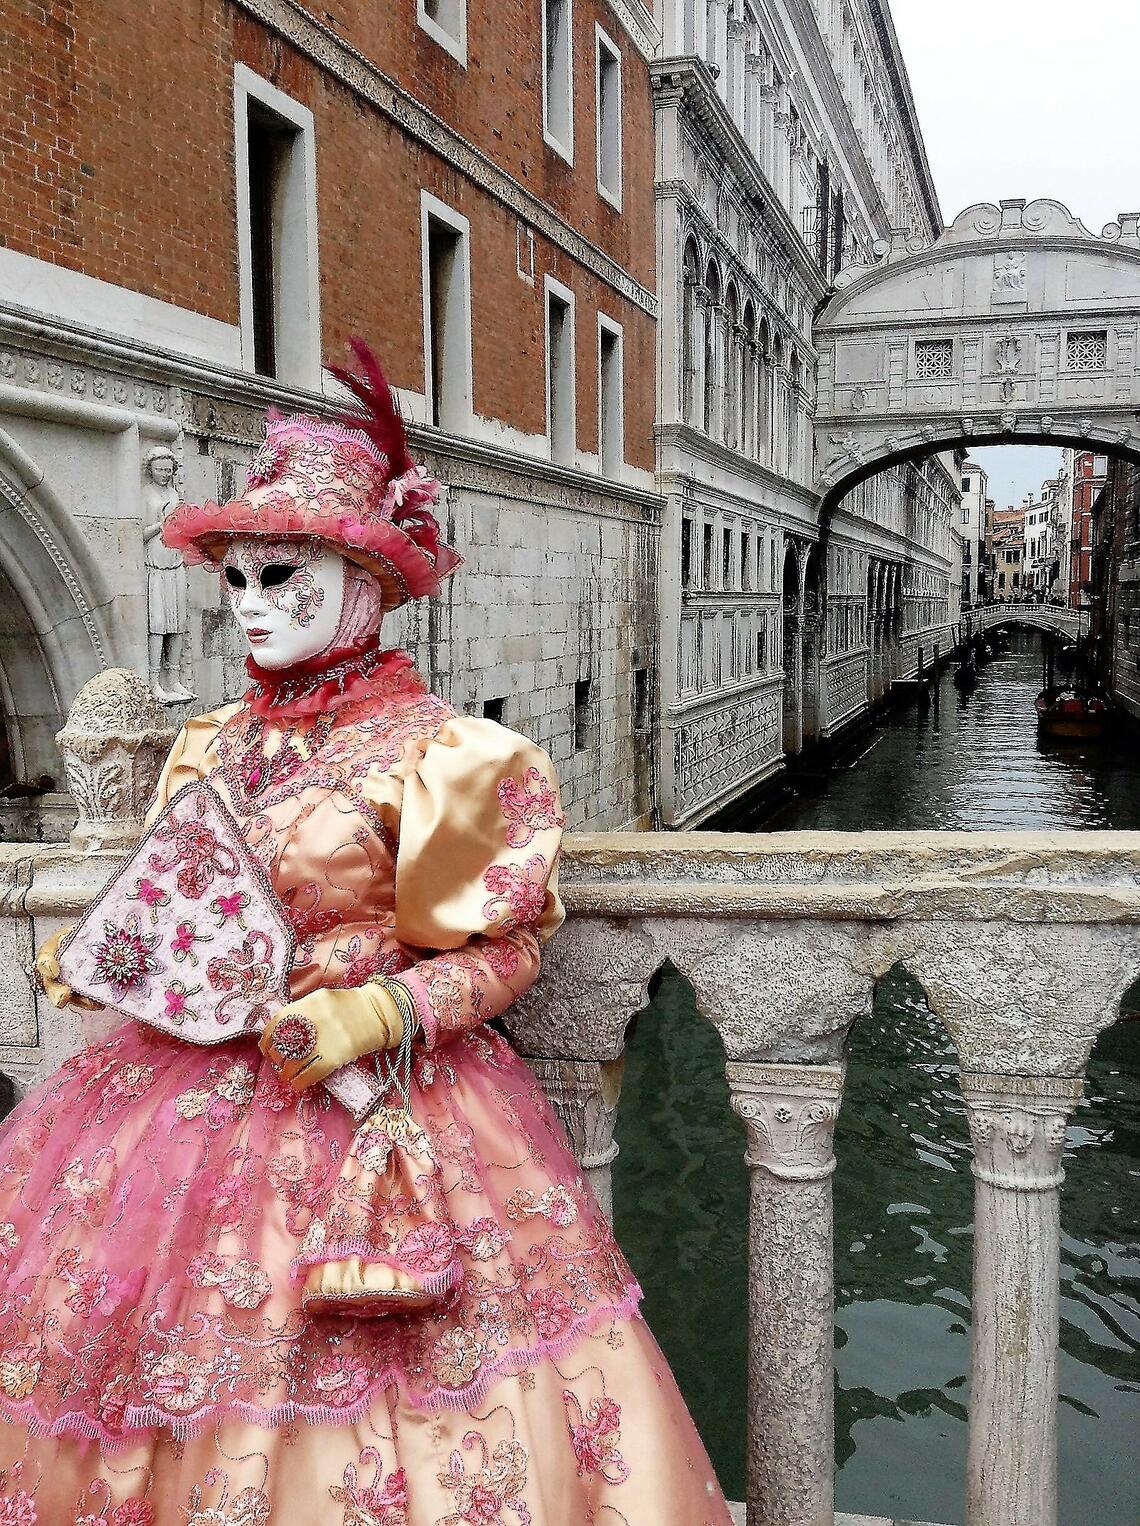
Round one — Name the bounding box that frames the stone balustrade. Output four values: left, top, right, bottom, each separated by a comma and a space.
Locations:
2, 673, 1138, 1526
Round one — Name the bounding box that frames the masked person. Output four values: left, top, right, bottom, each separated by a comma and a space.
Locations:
1, 342, 733, 1524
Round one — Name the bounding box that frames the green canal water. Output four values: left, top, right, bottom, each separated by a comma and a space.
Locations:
612, 633, 1140, 1523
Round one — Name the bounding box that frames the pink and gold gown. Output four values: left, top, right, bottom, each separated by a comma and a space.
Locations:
0, 652, 732, 1525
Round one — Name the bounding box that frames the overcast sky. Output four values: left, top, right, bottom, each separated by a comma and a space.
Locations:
888, 0, 1137, 505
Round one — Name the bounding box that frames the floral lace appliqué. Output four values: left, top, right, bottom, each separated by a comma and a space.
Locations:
497, 767, 564, 849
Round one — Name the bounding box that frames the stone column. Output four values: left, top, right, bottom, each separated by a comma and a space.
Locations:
961, 1072, 1084, 1526
528, 1056, 625, 1223
727, 1061, 845, 1526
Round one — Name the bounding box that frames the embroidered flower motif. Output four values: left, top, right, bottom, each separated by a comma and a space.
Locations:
497, 767, 564, 849
221, 1258, 272, 1310
110, 1504, 154, 1526
481, 857, 549, 932
0, 1345, 42, 1400
246, 436, 285, 488
96, 1376, 130, 1431
481, 939, 521, 982
525, 1287, 576, 1340
175, 1061, 256, 1128
504, 1185, 578, 1227
311, 1353, 372, 1408
209, 890, 251, 928
431, 1328, 484, 1389
162, 980, 201, 1025
145, 1350, 211, 1414
0, 1222, 17, 1257
127, 875, 171, 924
147, 813, 239, 902
395, 1223, 456, 1275
330, 1452, 408, 1526
439, 1433, 530, 1525
562, 1391, 630, 1484
458, 1216, 510, 1261
91, 915, 160, 1000
184, 1482, 270, 1526
171, 920, 211, 967
205, 929, 277, 1025
0, 1490, 38, 1525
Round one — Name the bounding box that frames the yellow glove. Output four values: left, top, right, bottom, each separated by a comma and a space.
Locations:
259, 980, 411, 1091
34, 927, 104, 1012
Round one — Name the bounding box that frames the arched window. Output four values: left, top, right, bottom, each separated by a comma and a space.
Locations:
771, 332, 784, 470
724, 283, 740, 450
788, 350, 802, 479
703, 261, 721, 436
681, 238, 701, 426
741, 299, 757, 457
757, 316, 770, 463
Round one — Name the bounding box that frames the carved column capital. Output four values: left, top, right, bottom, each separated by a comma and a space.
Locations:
726, 1061, 844, 1179
961, 1072, 1083, 1192
527, 1056, 625, 1222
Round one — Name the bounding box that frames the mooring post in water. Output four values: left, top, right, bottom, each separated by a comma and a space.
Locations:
961, 1072, 1084, 1526
726, 1060, 845, 1526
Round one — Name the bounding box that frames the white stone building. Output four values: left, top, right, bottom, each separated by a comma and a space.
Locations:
959, 459, 989, 608
653, 0, 958, 824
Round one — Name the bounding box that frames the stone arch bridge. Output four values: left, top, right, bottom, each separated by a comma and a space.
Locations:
970, 601, 1087, 641
813, 198, 1140, 513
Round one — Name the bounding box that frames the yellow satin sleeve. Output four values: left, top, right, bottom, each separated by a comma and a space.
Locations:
369, 713, 566, 1048
145, 704, 241, 824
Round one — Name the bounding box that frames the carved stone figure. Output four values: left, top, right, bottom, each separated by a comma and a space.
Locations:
993, 251, 1027, 296
141, 445, 195, 703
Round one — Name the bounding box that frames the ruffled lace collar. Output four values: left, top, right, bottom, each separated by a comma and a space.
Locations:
243, 640, 425, 720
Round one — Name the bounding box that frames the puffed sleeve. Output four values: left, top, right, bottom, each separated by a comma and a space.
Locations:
144, 704, 241, 825
387, 713, 566, 1050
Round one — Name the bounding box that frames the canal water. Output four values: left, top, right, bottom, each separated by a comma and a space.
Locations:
612, 632, 1140, 1523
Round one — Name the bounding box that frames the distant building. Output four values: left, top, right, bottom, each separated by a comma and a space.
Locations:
1090, 458, 1140, 719
959, 460, 989, 607
989, 505, 1026, 601
1066, 448, 1110, 609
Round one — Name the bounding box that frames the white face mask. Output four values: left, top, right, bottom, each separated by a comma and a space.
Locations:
221, 537, 346, 670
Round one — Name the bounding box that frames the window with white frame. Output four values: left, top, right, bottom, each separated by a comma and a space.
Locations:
417, 0, 467, 65
234, 66, 320, 388
546, 278, 576, 464
421, 193, 473, 432
543, 0, 574, 162
597, 314, 623, 477
595, 25, 622, 208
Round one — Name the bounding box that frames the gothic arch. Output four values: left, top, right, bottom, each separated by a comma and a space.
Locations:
0, 426, 113, 781
813, 199, 1140, 516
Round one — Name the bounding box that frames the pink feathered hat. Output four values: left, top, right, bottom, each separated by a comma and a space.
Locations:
163, 339, 462, 613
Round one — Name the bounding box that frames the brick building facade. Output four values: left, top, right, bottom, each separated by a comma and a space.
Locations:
0, 0, 661, 830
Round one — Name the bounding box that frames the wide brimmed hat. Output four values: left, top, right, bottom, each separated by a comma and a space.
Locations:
163, 340, 462, 613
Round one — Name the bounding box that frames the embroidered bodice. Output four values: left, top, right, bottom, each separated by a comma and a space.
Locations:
149, 655, 566, 1049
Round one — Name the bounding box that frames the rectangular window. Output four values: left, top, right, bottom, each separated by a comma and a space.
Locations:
421, 194, 473, 431
543, 0, 574, 163
1066, 330, 1107, 372
546, 279, 576, 464
236, 67, 320, 387
681, 518, 694, 589
595, 26, 622, 209
914, 338, 953, 379
702, 523, 714, 588
632, 668, 648, 733
417, 0, 467, 65
756, 623, 767, 671
598, 316, 623, 477
962, 476, 971, 492
741, 530, 751, 591
482, 696, 506, 723
722, 526, 733, 587
573, 677, 592, 751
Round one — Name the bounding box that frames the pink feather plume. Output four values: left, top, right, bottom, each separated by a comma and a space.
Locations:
327, 337, 414, 477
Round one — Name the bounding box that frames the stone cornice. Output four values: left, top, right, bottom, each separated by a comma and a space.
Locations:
600, 0, 660, 60
651, 56, 828, 299
231, 0, 656, 316
656, 421, 821, 509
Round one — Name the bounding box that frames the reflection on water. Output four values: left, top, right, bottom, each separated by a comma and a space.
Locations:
612, 635, 1140, 1522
